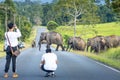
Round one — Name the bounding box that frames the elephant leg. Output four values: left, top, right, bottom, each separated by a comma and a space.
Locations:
38, 43, 41, 51
98, 45, 101, 53
56, 45, 59, 51
38, 40, 42, 50
39, 45, 41, 51
61, 44, 65, 51
46, 44, 50, 49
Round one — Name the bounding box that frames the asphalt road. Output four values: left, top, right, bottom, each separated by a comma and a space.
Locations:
0, 27, 120, 80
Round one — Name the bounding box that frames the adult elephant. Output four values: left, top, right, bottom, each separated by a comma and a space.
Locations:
66, 37, 86, 51
38, 31, 64, 51
86, 36, 106, 53
118, 36, 120, 46
104, 35, 120, 49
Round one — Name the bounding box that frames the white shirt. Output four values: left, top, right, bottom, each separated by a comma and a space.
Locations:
41, 53, 57, 70
5, 29, 21, 47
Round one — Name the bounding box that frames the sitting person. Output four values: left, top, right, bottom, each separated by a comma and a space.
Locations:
40, 48, 58, 77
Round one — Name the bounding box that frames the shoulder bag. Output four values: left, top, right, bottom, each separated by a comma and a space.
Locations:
6, 33, 20, 56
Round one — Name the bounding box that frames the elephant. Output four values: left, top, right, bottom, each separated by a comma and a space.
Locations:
38, 31, 64, 51
86, 36, 106, 53
66, 37, 86, 51
32, 40, 36, 48
118, 36, 120, 46
104, 35, 120, 49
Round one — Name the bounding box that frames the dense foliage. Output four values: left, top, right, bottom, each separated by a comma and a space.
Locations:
0, 0, 34, 42
0, 0, 120, 42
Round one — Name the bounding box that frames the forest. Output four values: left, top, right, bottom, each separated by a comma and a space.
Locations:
0, 0, 120, 42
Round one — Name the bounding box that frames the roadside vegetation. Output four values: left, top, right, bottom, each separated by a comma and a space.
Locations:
73, 47, 120, 70
54, 22, 120, 70
0, 44, 5, 58
25, 26, 37, 48
0, 26, 37, 58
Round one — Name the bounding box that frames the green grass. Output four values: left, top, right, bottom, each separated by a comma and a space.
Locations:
73, 50, 120, 70
0, 44, 6, 58
54, 22, 120, 70
25, 26, 37, 48
56, 22, 120, 40
101, 47, 120, 61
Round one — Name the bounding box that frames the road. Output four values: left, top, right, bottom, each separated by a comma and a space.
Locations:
0, 27, 120, 80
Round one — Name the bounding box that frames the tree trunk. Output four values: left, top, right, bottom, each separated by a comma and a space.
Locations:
74, 15, 77, 37
13, 14, 16, 24
5, 8, 7, 32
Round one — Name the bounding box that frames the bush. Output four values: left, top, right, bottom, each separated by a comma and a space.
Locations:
47, 21, 59, 31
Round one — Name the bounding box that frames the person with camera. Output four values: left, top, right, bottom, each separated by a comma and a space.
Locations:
4, 23, 21, 78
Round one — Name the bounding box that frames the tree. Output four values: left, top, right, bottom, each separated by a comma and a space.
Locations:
111, 0, 120, 13
0, 0, 16, 42
42, 3, 55, 25
57, 0, 99, 36
111, 0, 120, 21
15, 0, 42, 25
0, 0, 16, 32
4, 0, 16, 22
96, 0, 120, 21
97, 5, 115, 23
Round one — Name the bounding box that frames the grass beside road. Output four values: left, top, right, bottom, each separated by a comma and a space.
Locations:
55, 22, 120, 70
24, 26, 37, 48
0, 44, 6, 58
72, 48, 120, 70
55, 22, 120, 42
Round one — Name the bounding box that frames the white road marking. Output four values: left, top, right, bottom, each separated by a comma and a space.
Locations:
95, 61, 120, 73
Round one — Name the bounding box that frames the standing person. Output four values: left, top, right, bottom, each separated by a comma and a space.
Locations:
4, 23, 21, 78
40, 48, 58, 77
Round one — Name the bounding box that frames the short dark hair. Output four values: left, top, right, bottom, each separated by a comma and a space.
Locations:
46, 48, 51, 53
7, 23, 14, 29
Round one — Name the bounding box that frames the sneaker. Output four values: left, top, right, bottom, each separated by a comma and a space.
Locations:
51, 72, 56, 77
45, 72, 52, 77
12, 73, 18, 78
51, 72, 54, 75
4, 73, 8, 78
44, 72, 51, 77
